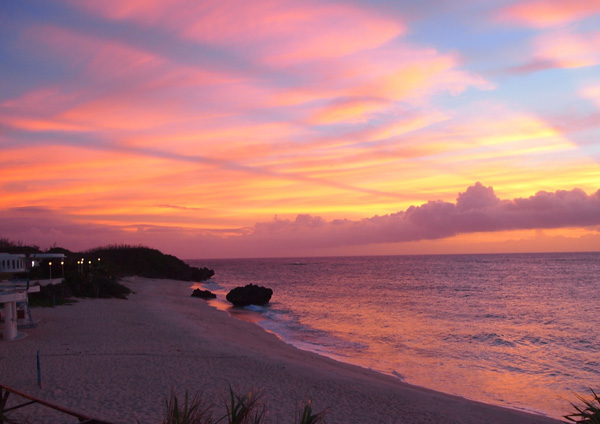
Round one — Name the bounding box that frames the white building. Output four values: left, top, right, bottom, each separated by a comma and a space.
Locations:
29, 253, 66, 268
0, 253, 27, 280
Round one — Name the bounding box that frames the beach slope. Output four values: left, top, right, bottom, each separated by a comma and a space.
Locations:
1, 277, 561, 423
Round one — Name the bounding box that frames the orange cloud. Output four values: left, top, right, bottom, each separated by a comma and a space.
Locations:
0, 116, 87, 132
308, 98, 388, 125
344, 46, 490, 101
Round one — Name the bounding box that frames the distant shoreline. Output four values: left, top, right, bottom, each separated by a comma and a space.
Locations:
189, 249, 600, 262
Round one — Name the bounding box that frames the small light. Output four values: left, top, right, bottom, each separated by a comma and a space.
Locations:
49, 261, 52, 266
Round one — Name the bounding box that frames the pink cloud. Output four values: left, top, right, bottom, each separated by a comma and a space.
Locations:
492, 1, 600, 73
495, 1, 600, 28
23, 25, 164, 83
6, 6, 490, 167
503, 58, 560, 75
3, 24, 277, 136
581, 84, 600, 109
532, 30, 600, 69
68, 0, 404, 65
268, 44, 490, 127
0, 207, 128, 252
62, 0, 490, 116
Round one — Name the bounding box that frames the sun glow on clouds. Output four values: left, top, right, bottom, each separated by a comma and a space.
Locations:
0, 0, 599, 256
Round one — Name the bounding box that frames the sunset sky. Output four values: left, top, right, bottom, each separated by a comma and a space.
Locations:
1, 0, 599, 258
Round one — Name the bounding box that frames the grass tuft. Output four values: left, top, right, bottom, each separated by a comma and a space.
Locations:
297, 400, 327, 424
162, 389, 214, 424
161, 386, 326, 424
564, 388, 600, 424
220, 385, 267, 424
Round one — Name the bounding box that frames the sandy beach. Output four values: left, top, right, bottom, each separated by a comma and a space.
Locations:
1, 277, 561, 424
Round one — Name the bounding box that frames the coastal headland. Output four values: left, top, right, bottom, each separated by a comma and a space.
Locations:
1, 277, 560, 423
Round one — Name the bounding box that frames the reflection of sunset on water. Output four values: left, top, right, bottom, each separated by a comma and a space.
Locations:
196, 254, 599, 418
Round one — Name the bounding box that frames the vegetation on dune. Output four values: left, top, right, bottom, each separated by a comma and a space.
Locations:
162, 387, 327, 424
86, 244, 214, 281
0, 238, 41, 254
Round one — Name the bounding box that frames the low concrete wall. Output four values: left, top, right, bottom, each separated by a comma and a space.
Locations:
30, 278, 65, 287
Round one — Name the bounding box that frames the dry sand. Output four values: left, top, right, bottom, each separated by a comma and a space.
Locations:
1, 277, 561, 423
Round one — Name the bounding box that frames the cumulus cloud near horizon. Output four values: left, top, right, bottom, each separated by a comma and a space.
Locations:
1, 183, 599, 256
243, 183, 600, 250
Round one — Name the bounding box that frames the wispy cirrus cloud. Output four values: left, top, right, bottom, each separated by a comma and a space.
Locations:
67, 0, 404, 65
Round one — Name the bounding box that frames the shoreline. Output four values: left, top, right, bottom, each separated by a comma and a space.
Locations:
235, 311, 552, 419
203, 287, 557, 420
1, 277, 561, 423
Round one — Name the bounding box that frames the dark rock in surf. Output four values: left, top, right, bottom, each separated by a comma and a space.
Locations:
226, 284, 273, 307
191, 288, 217, 299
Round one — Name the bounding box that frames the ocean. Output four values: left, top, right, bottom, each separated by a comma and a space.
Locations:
188, 252, 600, 419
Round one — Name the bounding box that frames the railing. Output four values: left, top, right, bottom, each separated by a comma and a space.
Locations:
0, 384, 112, 424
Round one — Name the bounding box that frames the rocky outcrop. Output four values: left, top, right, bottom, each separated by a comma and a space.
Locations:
191, 288, 216, 299
191, 267, 215, 282
226, 284, 273, 307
